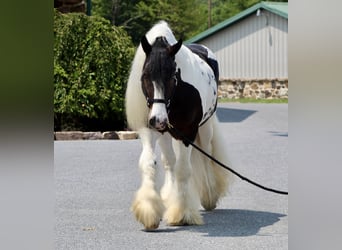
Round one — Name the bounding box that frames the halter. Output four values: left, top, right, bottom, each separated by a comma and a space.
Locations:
143, 75, 177, 112
146, 98, 170, 109
140, 35, 181, 112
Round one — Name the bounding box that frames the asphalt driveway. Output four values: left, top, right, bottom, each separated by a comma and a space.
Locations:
55, 103, 288, 250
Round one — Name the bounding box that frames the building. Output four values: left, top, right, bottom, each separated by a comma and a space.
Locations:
187, 1, 288, 99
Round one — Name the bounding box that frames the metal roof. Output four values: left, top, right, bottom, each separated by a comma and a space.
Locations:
186, 1, 288, 44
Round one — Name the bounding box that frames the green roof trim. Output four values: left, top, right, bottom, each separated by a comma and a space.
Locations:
186, 1, 288, 44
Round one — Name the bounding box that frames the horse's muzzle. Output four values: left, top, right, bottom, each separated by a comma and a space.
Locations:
149, 116, 168, 132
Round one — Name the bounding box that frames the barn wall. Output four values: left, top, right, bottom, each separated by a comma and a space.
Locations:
200, 10, 288, 79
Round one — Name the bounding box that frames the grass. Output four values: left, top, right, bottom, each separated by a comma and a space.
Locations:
218, 97, 288, 104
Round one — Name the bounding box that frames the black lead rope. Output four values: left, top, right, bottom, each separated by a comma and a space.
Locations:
167, 122, 288, 195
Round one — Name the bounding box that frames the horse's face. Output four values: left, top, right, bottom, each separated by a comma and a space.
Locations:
140, 36, 182, 132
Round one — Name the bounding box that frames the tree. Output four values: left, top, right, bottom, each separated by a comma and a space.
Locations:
206, 0, 287, 29
92, 0, 207, 44
209, 0, 260, 27
135, 0, 207, 41
54, 10, 134, 131
92, 0, 141, 27
91, 0, 287, 45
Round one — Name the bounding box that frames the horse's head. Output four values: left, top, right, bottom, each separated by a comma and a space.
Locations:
140, 35, 182, 132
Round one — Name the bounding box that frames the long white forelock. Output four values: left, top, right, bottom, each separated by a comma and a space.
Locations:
145, 21, 178, 46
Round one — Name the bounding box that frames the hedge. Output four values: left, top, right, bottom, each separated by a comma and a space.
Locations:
54, 10, 134, 131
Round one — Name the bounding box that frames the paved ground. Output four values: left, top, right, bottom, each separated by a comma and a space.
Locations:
55, 103, 288, 250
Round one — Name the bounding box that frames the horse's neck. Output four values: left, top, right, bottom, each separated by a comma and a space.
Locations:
175, 46, 218, 125
175, 47, 196, 77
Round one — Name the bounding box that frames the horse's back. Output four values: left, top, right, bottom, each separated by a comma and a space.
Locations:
186, 44, 219, 83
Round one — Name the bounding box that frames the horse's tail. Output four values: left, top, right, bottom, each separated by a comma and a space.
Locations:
191, 115, 233, 210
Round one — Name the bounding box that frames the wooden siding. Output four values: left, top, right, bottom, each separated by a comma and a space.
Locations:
199, 11, 288, 79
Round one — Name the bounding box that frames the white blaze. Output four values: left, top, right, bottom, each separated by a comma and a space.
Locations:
149, 81, 168, 129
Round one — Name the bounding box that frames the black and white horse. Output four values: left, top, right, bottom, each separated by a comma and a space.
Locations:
125, 21, 232, 230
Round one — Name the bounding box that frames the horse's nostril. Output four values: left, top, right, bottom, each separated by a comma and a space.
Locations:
160, 119, 167, 127
149, 117, 156, 127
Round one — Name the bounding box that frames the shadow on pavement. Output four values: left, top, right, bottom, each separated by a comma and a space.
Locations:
216, 107, 256, 123
197, 209, 286, 237
146, 209, 286, 237
268, 131, 288, 137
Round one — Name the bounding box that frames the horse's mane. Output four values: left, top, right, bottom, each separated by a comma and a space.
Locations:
145, 21, 178, 46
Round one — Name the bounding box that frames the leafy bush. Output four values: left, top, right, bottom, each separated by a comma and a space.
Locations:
54, 10, 134, 131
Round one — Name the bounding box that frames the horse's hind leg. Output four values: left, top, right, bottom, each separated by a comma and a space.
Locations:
162, 140, 203, 226
131, 128, 164, 230
193, 116, 230, 211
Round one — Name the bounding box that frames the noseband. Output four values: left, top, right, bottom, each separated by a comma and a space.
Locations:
146, 97, 171, 109
144, 74, 178, 111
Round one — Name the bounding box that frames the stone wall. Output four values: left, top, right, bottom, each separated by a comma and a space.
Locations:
54, 131, 138, 140
218, 79, 288, 99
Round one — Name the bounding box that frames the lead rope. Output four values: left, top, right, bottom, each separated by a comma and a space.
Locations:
167, 122, 288, 195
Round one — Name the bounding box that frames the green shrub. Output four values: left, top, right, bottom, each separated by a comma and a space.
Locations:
54, 10, 134, 131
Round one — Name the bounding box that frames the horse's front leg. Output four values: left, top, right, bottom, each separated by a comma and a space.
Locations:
158, 133, 176, 204
131, 128, 164, 230
163, 140, 203, 226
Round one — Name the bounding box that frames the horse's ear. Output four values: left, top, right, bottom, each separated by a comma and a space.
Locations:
141, 36, 152, 55
169, 39, 182, 56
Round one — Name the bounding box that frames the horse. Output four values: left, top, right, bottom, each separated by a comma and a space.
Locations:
125, 21, 232, 230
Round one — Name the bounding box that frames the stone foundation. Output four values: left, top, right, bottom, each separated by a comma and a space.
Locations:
54, 131, 138, 140
218, 78, 288, 99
